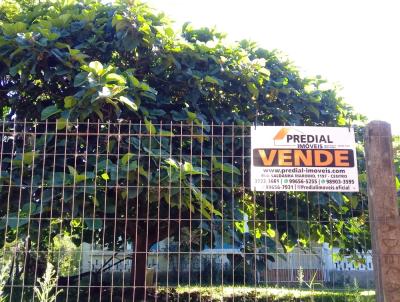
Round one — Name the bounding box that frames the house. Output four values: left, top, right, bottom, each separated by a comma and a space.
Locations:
78, 242, 374, 287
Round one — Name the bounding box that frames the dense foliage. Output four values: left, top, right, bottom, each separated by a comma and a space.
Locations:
0, 0, 370, 298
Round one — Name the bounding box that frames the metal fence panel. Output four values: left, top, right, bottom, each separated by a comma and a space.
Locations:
0, 121, 373, 301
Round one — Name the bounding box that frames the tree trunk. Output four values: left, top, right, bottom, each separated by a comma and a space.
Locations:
129, 219, 178, 300
131, 232, 147, 301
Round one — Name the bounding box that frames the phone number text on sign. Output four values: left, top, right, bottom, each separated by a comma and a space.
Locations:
251, 127, 359, 192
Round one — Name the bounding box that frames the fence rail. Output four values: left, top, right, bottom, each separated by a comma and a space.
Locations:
0, 120, 373, 301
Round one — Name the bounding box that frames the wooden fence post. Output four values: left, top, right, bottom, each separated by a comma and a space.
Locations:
365, 121, 400, 302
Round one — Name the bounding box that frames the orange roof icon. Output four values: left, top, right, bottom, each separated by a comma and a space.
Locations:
273, 127, 290, 140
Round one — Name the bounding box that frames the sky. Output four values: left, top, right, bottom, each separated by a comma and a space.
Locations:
144, 0, 400, 135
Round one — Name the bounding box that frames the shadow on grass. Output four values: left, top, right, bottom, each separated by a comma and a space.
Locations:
145, 286, 375, 302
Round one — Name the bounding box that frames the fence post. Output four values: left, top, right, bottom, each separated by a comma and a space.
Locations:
365, 121, 400, 302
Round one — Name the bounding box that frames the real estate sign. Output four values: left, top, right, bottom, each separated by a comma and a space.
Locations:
251, 126, 359, 192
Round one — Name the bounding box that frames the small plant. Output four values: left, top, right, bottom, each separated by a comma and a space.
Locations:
297, 266, 322, 302
297, 266, 305, 287
345, 278, 361, 302
353, 278, 361, 302
33, 262, 62, 302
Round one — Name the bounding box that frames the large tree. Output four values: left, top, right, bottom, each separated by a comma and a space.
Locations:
0, 0, 369, 299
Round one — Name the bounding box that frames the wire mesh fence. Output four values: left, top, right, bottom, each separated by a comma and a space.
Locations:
0, 120, 374, 301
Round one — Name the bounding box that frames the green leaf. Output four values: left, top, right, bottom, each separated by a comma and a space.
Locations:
222, 163, 240, 175
349, 195, 359, 209
317, 228, 325, 244
202, 198, 222, 218
140, 82, 158, 95
8, 217, 28, 228
247, 82, 259, 99
204, 75, 223, 86
88, 61, 104, 75
165, 158, 179, 169
122, 160, 138, 172
304, 84, 314, 94
9, 61, 23, 76
106, 73, 126, 85
149, 109, 166, 117
212, 158, 240, 175
25, 199, 42, 214
144, 118, 156, 134
75, 174, 87, 184
56, 118, 67, 130
41, 105, 61, 120
119, 96, 138, 111
187, 110, 197, 121
138, 166, 148, 178
171, 110, 187, 121
101, 173, 110, 181
139, 23, 151, 35
140, 90, 157, 101
1, 22, 27, 35
159, 130, 174, 137
64, 96, 77, 109
200, 204, 211, 219
183, 162, 208, 175
259, 67, 271, 78
121, 152, 134, 165
235, 221, 246, 233
70, 218, 82, 228
265, 225, 276, 238
68, 166, 87, 183
73, 72, 88, 87
112, 14, 124, 27
307, 105, 320, 119
165, 27, 174, 37
140, 82, 150, 91
69, 48, 89, 63
22, 151, 37, 165
40, 28, 59, 40
330, 192, 344, 206
127, 73, 140, 87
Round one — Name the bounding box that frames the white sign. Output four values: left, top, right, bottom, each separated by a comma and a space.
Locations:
251, 126, 359, 192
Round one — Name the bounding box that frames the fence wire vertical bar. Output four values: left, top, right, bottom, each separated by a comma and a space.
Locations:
154, 121, 162, 300
121, 121, 131, 299
11, 120, 27, 300
30, 120, 47, 301
210, 121, 214, 289
199, 121, 204, 301
65, 120, 80, 301
132, 121, 142, 300
27, 121, 38, 296
0, 119, 5, 263
188, 122, 193, 291
230, 123, 236, 297
76, 120, 90, 301
87, 120, 100, 301
22, 120, 35, 302
166, 121, 173, 299
241, 124, 246, 293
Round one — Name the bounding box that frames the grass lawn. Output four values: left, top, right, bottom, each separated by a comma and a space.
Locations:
151, 286, 375, 301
